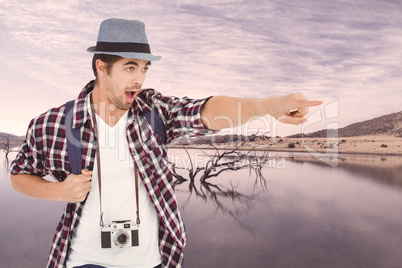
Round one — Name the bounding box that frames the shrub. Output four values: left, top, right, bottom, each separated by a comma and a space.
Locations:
288, 143, 295, 148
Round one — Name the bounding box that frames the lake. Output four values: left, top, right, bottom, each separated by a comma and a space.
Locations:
1, 148, 402, 268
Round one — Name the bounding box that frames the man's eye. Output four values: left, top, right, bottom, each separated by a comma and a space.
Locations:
142, 68, 149, 72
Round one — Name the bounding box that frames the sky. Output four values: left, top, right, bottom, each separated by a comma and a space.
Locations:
1, 0, 401, 137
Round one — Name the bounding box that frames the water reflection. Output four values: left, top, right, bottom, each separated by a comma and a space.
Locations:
177, 180, 260, 220
287, 154, 402, 190
170, 148, 402, 268
2, 149, 402, 268
2, 157, 9, 174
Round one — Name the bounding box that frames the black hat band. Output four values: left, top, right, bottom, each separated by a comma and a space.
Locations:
95, 41, 151, 53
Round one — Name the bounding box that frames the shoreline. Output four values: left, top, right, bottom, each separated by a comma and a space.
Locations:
168, 135, 402, 156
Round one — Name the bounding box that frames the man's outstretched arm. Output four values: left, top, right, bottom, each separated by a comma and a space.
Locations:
201, 93, 322, 130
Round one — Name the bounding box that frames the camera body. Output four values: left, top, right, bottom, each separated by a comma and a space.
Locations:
101, 220, 139, 248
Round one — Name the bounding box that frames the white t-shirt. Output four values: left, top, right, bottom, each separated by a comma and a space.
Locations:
67, 94, 162, 268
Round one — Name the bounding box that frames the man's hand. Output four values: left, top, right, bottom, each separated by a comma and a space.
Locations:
58, 169, 92, 203
267, 93, 323, 125
201, 93, 322, 130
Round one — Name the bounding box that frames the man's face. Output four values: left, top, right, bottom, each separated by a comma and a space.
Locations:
102, 57, 151, 111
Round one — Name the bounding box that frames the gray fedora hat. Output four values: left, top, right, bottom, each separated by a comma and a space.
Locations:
87, 18, 161, 61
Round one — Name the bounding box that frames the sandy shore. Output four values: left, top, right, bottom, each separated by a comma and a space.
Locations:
168, 135, 402, 156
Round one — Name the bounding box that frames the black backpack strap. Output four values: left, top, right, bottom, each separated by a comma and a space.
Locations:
138, 96, 166, 144
65, 100, 82, 175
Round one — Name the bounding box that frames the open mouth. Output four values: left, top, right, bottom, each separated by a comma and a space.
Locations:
125, 91, 136, 103
126, 91, 135, 97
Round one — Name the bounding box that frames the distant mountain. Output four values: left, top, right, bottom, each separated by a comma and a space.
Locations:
0, 132, 25, 147
171, 111, 402, 145
288, 111, 402, 138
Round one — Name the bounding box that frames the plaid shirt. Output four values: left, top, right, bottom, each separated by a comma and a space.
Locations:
10, 81, 215, 268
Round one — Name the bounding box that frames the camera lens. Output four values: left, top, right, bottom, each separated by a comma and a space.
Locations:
117, 233, 128, 245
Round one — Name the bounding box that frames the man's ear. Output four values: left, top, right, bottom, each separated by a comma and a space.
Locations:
96, 59, 107, 78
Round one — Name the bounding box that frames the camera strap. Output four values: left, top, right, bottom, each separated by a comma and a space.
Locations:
90, 94, 141, 227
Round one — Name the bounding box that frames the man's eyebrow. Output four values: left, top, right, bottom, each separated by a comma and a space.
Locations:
124, 61, 139, 66
123, 61, 152, 66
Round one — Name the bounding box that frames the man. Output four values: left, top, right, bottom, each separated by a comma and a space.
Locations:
9, 18, 321, 268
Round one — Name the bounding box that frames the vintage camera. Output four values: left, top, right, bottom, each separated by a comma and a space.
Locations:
101, 220, 139, 248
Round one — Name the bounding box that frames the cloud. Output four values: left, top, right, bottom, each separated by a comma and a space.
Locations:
1, 0, 402, 135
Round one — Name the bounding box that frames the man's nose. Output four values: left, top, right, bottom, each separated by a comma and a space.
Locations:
132, 71, 145, 86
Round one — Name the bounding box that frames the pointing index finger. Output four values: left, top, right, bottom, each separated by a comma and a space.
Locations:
300, 99, 323, 108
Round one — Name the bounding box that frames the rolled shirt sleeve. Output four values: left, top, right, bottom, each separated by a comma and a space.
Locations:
147, 92, 218, 143
10, 118, 48, 177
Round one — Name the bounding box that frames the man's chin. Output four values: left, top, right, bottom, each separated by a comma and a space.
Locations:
112, 101, 132, 111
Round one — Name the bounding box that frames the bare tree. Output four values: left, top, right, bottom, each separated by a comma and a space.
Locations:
171, 143, 248, 182
170, 136, 284, 239
198, 140, 250, 182
171, 147, 206, 182
2, 135, 12, 160
171, 133, 276, 184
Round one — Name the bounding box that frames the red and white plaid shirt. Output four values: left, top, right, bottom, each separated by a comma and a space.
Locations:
10, 81, 215, 268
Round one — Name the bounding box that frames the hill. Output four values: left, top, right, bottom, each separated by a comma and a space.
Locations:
169, 111, 402, 155
171, 111, 402, 145
288, 111, 402, 138
0, 132, 25, 148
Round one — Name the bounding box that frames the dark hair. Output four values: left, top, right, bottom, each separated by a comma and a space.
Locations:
92, 54, 122, 78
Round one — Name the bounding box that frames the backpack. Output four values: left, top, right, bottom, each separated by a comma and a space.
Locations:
65, 96, 166, 175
